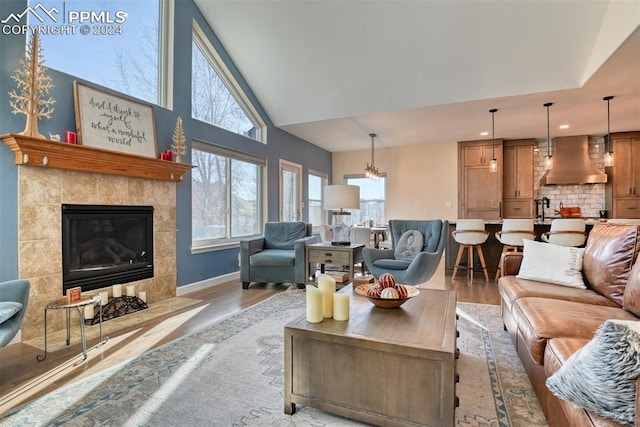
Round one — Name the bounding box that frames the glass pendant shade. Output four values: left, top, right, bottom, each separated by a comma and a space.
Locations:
605, 151, 614, 167
604, 96, 614, 167
544, 102, 553, 170
489, 158, 498, 173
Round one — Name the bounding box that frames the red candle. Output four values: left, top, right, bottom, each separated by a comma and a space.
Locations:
65, 131, 76, 144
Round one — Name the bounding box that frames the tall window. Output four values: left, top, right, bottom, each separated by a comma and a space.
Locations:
192, 140, 264, 250
346, 175, 387, 225
191, 22, 266, 142
28, 0, 170, 106
308, 171, 327, 226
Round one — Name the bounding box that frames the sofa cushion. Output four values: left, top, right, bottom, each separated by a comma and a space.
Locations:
0, 302, 22, 324
544, 337, 590, 378
499, 276, 619, 315
583, 224, 640, 305
394, 230, 423, 261
512, 297, 638, 365
517, 239, 586, 288
546, 320, 640, 426
622, 258, 640, 317
264, 222, 307, 250
250, 249, 295, 267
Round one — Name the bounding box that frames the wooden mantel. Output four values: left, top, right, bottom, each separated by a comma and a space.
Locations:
1, 133, 193, 182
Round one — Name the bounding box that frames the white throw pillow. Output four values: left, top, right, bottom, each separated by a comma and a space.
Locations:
516, 239, 586, 288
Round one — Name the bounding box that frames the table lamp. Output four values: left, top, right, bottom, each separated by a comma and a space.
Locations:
324, 184, 360, 246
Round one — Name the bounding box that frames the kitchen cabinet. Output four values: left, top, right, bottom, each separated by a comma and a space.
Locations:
502, 140, 534, 218
458, 140, 503, 220
606, 132, 640, 219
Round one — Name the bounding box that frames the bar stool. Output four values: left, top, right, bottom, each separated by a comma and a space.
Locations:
495, 219, 535, 281
452, 219, 490, 281
541, 219, 586, 247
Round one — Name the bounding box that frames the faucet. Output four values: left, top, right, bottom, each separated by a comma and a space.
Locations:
535, 197, 551, 222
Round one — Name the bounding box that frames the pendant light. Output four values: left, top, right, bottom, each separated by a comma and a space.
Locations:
544, 102, 553, 170
604, 96, 614, 167
489, 108, 498, 173
365, 133, 379, 180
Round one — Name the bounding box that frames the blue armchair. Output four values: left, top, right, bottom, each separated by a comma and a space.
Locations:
0, 279, 30, 347
240, 222, 319, 289
363, 219, 448, 285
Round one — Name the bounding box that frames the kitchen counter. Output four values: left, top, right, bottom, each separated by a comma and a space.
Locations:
445, 221, 596, 277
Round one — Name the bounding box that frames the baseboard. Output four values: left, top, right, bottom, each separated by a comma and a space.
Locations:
177, 271, 240, 296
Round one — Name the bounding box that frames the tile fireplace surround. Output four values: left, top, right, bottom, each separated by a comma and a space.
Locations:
17, 166, 178, 340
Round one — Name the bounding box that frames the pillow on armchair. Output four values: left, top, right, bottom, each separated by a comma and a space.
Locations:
394, 230, 424, 261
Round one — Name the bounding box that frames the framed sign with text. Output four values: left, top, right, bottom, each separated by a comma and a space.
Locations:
73, 81, 158, 158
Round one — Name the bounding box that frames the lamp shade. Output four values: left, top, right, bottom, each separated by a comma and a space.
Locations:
323, 185, 360, 211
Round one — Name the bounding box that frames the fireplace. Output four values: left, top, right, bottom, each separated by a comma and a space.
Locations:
62, 204, 154, 294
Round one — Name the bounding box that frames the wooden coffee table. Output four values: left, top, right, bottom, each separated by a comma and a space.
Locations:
284, 285, 458, 426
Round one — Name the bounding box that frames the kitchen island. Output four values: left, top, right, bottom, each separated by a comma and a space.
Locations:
445, 219, 601, 277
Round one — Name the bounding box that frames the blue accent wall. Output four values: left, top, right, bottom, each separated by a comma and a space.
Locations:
0, 0, 332, 285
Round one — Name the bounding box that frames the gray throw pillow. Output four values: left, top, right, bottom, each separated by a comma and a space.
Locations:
394, 230, 423, 261
546, 319, 640, 426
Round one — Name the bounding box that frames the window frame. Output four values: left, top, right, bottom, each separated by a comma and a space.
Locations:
27, 0, 172, 108
345, 173, 387, 225
191, 20, 267, 143
191, 139, 266, 253
308, 170, 328, 226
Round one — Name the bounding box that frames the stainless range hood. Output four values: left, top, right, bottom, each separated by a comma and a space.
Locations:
539, 135, 608, 185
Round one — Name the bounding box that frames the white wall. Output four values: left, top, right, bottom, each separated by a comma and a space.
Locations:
332, 142, 458, 222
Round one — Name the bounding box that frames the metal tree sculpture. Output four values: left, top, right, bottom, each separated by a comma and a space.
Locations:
8, 31, 55, 139
171, 116, 187, 163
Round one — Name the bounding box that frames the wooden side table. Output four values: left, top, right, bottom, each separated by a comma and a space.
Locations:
305, 242, 364, 283
37, 295, 108, 361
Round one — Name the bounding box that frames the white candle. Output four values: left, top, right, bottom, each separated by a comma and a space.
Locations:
112, 284, 122, 298
306, 285, 323, 323
126, 285, 136, 297
99, 291, 109, 306
318, 275, 336, 318
84, 304, 94, 319
333, 293, 350, 321
138, 291, 147, 303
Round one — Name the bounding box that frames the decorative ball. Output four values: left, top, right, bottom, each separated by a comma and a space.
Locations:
380, 287, 400, 299
378, 273, 396, 289
394, 284, 409, 298
367, 285, 382, 298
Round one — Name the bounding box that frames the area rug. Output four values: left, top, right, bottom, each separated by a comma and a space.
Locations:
0, 290, 547, 426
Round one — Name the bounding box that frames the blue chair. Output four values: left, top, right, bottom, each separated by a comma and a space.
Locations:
0, 279, 30, 347
240, 222, 320, 289
363, 219, 448, 285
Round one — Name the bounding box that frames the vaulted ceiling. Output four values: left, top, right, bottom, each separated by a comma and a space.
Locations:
194, 1, 640, 152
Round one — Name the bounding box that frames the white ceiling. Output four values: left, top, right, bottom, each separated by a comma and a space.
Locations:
194, 0, 640, 152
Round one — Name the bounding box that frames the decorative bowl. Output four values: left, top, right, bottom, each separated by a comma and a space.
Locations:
354, 283, 420, 308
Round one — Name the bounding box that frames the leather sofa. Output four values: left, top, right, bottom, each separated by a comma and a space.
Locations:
498, 223, 640, 427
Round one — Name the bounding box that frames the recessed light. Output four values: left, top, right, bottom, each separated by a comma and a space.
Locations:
559, 124, 570, 129
480, 131, 489, 136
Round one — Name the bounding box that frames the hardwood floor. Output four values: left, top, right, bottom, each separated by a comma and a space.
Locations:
0, 259, 499, 415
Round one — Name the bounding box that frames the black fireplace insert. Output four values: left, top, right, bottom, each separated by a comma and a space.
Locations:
62, 204, 154, 294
